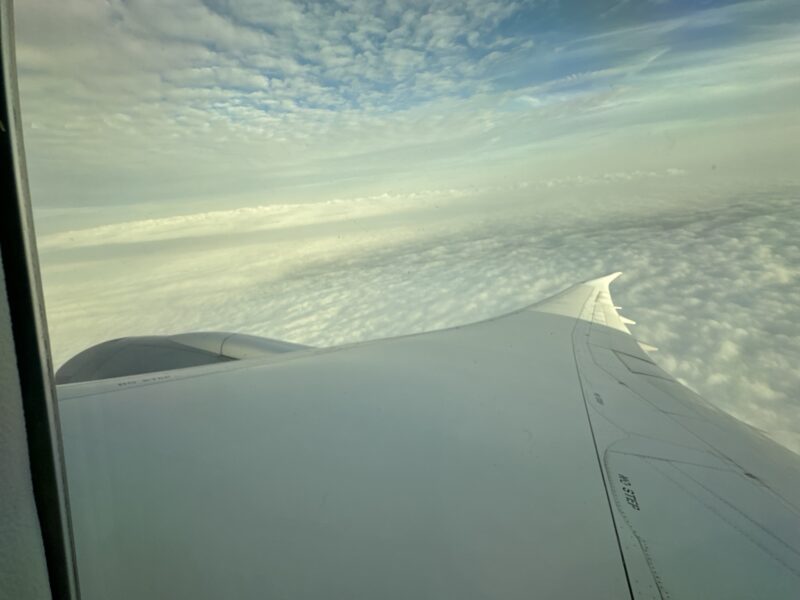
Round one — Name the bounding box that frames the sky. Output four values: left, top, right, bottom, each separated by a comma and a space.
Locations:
13, 0, 800, 451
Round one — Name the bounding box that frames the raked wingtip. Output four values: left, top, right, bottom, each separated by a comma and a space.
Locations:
583, 271, 623, 287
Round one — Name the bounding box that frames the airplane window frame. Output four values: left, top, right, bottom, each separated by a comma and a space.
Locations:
0, 1, 80, 598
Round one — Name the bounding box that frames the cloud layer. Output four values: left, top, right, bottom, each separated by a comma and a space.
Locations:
15, 0, 800, 214
37, 176, 800, 453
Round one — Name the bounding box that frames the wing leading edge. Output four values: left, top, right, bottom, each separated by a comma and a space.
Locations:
57, 275, 800, 600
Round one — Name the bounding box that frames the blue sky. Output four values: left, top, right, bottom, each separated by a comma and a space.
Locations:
15, 0, 800, 222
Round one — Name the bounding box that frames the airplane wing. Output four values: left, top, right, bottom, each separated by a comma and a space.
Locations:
56, 274, 800, 600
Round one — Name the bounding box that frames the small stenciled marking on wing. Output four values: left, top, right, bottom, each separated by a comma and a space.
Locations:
593, 392, 604, 405
117, 374, 172, 387
619, 474, 641, 511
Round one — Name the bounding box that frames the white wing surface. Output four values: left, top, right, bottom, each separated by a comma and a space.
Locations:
57, 275, 800, 599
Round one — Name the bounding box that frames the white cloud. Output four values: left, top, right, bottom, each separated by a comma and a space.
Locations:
37, 177, 800, 454
15, 0, 800, 213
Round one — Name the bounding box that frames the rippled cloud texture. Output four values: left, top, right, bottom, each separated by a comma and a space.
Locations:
15, 0, 800, 451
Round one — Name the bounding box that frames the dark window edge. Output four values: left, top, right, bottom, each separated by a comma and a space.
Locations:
0, 2, 81, 598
